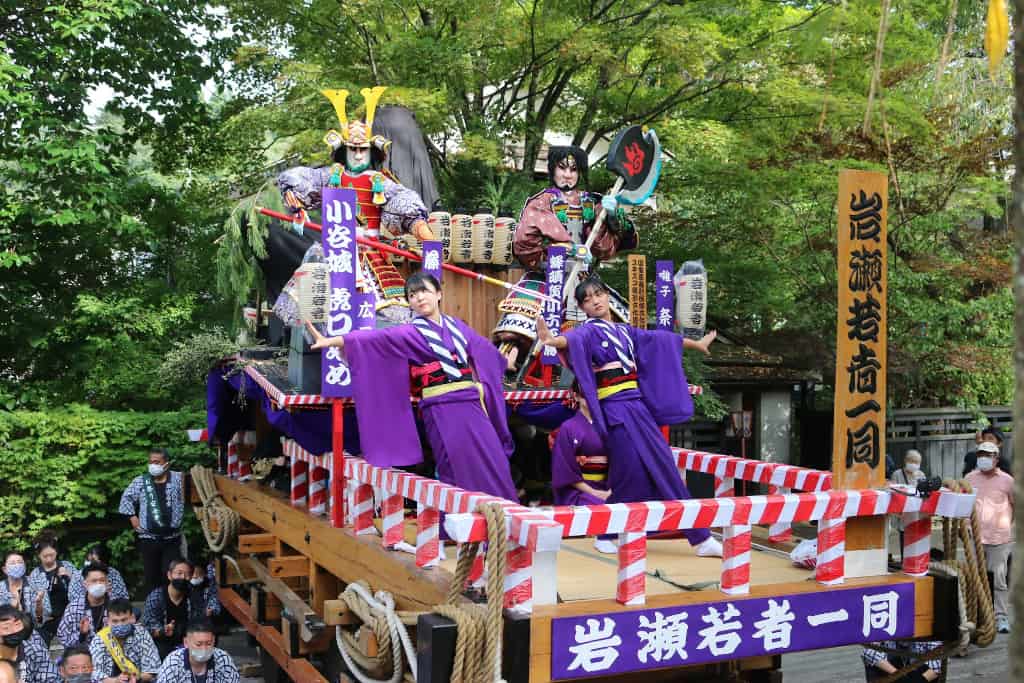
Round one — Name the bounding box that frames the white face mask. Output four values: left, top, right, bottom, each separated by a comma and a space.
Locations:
904, 462, 920, 473
977, 457, 995, 472
148, 463, 166, 477
87, 583, 107, 599
190, 647, 214, 663
190, 578, 204, 586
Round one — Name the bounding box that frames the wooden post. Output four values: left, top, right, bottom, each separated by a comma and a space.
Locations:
832, 169, 888, 578
331, 399, 345, 528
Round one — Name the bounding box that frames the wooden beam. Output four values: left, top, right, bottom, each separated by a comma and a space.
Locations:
239, 533, 277, 554
216, 475, 455, 611
247, 558, 325, 643
309, 563, 341, 616
269, 555, 309, 579
220, 587, 329, 683
322, 599, 360, 627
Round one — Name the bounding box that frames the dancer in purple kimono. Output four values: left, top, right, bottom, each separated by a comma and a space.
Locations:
550, 387, 618, 554
537, 275, 723, 557
306, 272, 518, 501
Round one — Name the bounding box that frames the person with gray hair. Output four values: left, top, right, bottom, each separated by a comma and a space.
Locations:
889, 450, 926, 562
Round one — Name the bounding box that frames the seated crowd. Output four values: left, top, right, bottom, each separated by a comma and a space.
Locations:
0, 447, 238, 682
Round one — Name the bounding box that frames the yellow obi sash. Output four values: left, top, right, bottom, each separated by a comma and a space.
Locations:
96, 627, 140, 676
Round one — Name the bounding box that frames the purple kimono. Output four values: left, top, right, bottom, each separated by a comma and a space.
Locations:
344, 315, 518, 501
565, 319, 710, 546
551, 412, 609, 506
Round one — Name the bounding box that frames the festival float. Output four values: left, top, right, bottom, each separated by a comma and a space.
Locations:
192, 87, 994, 682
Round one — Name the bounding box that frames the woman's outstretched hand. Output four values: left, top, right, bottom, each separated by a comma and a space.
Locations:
690, 329, 717, 356
304, 320, 340, 351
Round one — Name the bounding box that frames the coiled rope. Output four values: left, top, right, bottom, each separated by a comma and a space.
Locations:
867, 478, 996, 683
191, 465, 241, 553
335, 502, 508, 683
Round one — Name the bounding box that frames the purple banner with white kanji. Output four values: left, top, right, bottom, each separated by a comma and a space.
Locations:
421, 240, 443, 283
320, 187, 358, 398
355, 292, 376, 331
542, 245, 567, 366
550, 582, 914, 679
655, 259, 674, 330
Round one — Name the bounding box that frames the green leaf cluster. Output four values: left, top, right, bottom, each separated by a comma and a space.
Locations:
0, 406, 212, 588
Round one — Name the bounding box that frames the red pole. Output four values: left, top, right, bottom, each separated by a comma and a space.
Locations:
331, 398, 345, 528
256, 206, 554, 304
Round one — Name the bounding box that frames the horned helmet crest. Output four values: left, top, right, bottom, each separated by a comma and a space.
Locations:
322, 86, 391, 154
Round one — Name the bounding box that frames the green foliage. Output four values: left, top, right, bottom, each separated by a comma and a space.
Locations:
0, 407, 212, 567
158, 329, 243, 394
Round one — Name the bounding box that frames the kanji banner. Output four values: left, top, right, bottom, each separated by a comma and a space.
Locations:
550, 582, 914, 679
832, 170, 887, 490
320, 187, 358, 398
627, 254, 647, 328
655, 260, 674, 330
542, 245, 567, 366
355, 292, 376, 331
421, 240, 443, 282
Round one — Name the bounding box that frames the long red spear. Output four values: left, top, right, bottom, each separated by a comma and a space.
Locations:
257, 206, 555, 304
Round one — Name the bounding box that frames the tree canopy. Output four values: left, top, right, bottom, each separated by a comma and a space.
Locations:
1, 0, 1013, 410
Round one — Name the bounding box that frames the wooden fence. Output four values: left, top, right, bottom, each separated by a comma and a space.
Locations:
887, 407, 1013, 481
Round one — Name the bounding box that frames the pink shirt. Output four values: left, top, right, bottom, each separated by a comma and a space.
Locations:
965, 468, 1015, 545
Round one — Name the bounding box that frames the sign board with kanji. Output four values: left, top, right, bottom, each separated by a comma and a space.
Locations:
320, 187, 359, 398
832, 169, 887, 490
627, 254, 648, 329
545, 581, 915, 679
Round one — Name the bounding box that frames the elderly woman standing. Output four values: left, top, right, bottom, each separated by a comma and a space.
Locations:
889, 450, 927, 561
0, 551, 49, 628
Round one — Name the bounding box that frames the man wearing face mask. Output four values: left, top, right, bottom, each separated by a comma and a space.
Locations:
58, 645, 93, 683
142, 559, 204, 659
966, 440, 1015, 634
119, 448, 187, 595
57, 563, 112, 648
155, 619, 238, 683
962, 425, 1011, 476
0, 605, 61, 682
90, 599, 161, 683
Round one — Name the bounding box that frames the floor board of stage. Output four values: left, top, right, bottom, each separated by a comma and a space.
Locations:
432, 532, 813, 602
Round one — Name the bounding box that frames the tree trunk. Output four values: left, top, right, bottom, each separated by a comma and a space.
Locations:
1012, 1, 1024, 680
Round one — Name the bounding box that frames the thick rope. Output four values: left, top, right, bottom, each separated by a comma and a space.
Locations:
941, 479, 996, 647
333, 502, 507, 683
191, 465, 241, 553
335, 581, 419, 683
435, 503, 507, 683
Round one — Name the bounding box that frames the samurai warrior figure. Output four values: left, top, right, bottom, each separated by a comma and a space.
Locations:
276, 87, 435, 322
494, 146, 637, 370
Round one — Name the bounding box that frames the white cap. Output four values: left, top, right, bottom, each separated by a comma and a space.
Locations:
977, 442, 999, 454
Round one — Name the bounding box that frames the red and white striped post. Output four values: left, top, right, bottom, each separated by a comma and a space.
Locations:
381, 493, 405, 548
901, 512, 931, 577
415, 503, 441, 568
352, 483, 375, 535
309, 465, 329, 516
290, 458, 308, 508
459, 546, 486, 588
226, 435, 239, 479
714, 475, 735, 498
767, 485, 793, 542
503, 544, 533, 612
815, 516, 846, 585
330, 399, 345, 528
720, 524, 752, 595
616, 531, 646, 605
